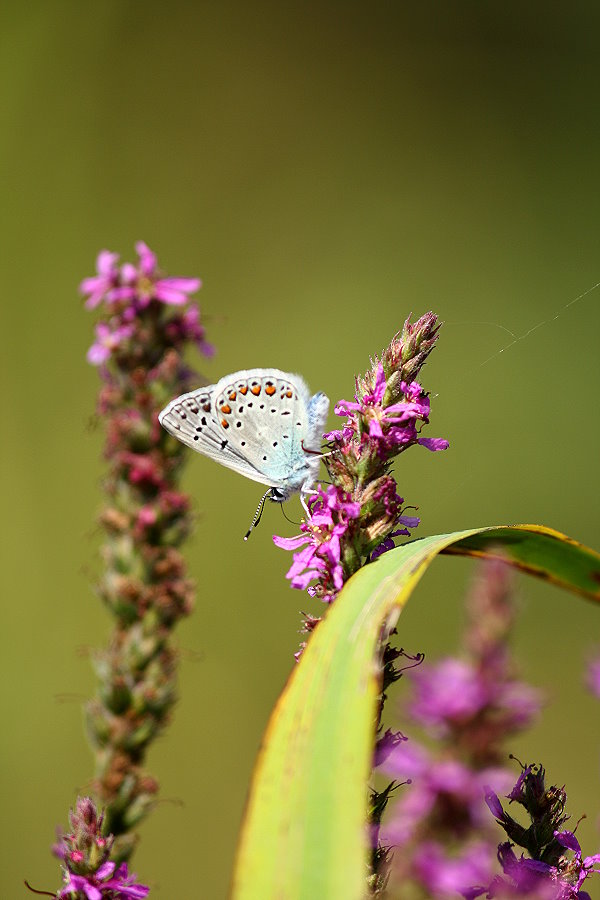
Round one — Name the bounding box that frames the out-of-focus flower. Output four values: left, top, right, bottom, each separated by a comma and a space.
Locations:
80, 251, 121, 310
78, 244, 210, 863
81, 241, 201, 312
378, 560, 544, 898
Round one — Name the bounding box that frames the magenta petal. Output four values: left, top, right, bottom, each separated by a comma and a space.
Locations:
154, 284, 189, 305
87, 343, 110, 365
287, 549, 318, 579
385, 399, 429, 419
290, 569, 321, 590
332, 563, 344, 590
80, 277, 105, 306
96, 249, 119, 275
371, 362, 386, 402
108, 286, 137, 301
485, 789, 504, 819
397, 515, 420, 528
117, 886, 150, 899
418, 437, 449, 451
160, 276, 202, 292
320, 533, 341, 566
555, 830, 581, 853
120, 262, 138, 284
368, 419, 384, 438
135, 240, 157, 275
96, 861, 116, 880
401, 380, 423, 401
311, 510, 335, 527
334, 399, 361, 416
198, 339, 216, 357
272, 533, 310, 550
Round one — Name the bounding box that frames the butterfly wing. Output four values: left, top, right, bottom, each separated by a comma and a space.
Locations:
159, 369, 329, 497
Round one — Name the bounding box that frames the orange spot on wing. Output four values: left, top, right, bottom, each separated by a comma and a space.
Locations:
228, 391, 236, 400
265, 384, 276, 396
286, 390, 292, 398
221, 404, 232, 414
251, 384, 261, 395
239, 385, 248, 395
221, 419, 229, 429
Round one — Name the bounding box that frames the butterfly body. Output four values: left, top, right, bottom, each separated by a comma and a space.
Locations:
159, 368, 329, 504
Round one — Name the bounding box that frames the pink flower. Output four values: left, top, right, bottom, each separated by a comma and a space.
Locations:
273, 485, 360, 601
80, 242, 201, 313
80, 250, 120, 309
332, 364, 448, 456
110, 241, 201, 308
409, 658, 490, 727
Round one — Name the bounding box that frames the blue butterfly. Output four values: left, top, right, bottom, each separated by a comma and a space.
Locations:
159, 368, 329, 533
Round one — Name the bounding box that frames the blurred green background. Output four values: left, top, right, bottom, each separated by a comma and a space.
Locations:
2, 2, 600, 897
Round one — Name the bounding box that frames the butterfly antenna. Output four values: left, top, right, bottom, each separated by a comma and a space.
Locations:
244, 488, 272, 541
280, 504, 299, 526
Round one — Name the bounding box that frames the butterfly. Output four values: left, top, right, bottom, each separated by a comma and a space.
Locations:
159, 368, 329, 535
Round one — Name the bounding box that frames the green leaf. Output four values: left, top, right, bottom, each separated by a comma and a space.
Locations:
232, 525, 600, 899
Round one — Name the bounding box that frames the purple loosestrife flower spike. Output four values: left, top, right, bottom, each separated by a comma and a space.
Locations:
274, 313, 448, 614
77, 243, 212, 863
80, 251, 121, 310
378, 560, 543, 898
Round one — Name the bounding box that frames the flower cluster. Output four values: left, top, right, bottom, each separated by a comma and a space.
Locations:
77, 244, 211, 861
54, 798, 149, 899
274, 314, 448, 623
376, 559, 543, 897
469, 765, 600, 898
328, 362, 447, 456
83, 242, 213, 365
